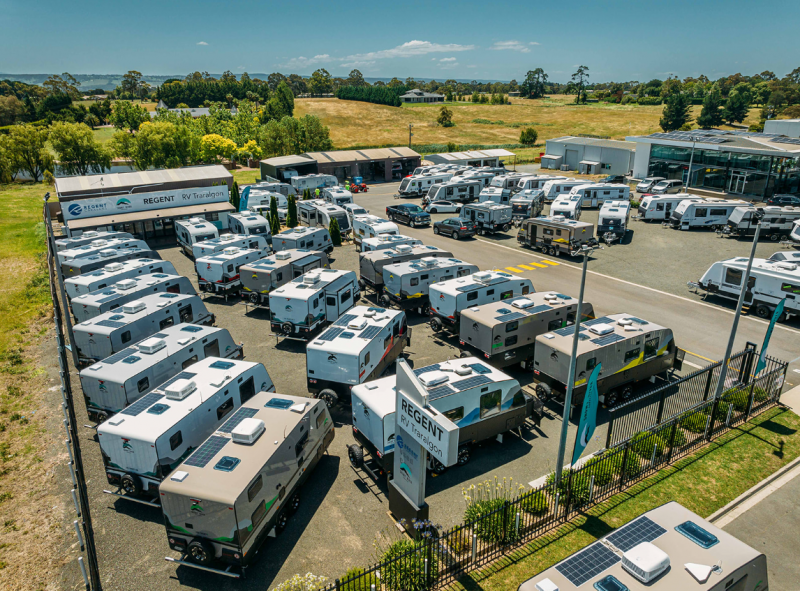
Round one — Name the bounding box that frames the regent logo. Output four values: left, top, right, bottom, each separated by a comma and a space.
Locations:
399, 462, 412, 482
327, 354, 338, 363
116, 198, 133, 211
121, 438, 133, 453
189, 498, 204, 514
67, 203, 83, 217
285, 305, 292, 312
396, 434, 404, 450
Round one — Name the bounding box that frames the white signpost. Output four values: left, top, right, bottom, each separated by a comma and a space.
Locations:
389, 358, 459, 525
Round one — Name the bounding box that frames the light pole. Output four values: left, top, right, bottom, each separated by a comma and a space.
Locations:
554, 243, 598, 487
684, 135, 698, 193
408, 124, 414, 149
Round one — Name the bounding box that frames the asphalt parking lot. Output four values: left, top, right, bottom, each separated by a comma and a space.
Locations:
67, 177, 800, 591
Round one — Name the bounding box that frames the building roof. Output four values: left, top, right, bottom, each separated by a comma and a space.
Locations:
66, 201, 235, 230
430, 149, 516, 162
302, 147, 420, 164
400, 89, 444, 98
627, 129, 800, 157
55, 165, 232, 198
260, 154, 317, 167
548, 136, 637, 151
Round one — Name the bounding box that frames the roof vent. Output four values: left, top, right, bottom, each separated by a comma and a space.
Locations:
220, 234, 236, 241
83, 231, 99, 238
421, 257, 439, 267
473, 272, 493, 284
454, 365, 473, 376
275, 251, 291, 260
552, 215, 567, 222
617, 318, 632, 326
116, 279, 137, 291
231, 418, 265, 445
188, 217, 204, 223
395, 244, 413, 253
165, 378, 197, 401
776, 262, 797, 271
223, 247, 239, 256
122, 301, 146, 315
348, 319, 368, 330
588, 323, 614, 336
621, 542, 670, 583
512, 298, 538, 309
137, 337, 166, 354
533, 580, 558, 591
363, 309, 377, 318
303, 272, 321, 285
99, 249, 117, 257
90, 239, 108, 248
104, 262, 124, 272
419, 371, 449, 388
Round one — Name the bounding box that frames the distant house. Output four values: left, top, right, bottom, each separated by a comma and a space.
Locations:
151, 99, 238, 118
399, 89, 444, 104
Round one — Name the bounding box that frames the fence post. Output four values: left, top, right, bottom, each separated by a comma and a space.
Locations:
739, 342, 757, 383
502, 500, 510, 549
655, 387, 667, 425
515, 512, 520, 540
471, 533, 477, 563
619, 441, 631, 492
702, 368, 714, 401
426, 538, 433, 588
588, 474, 595, 503
707, 398, 720, 441
554, 492, 561, 522
605, 414, 614, 449
776, 364, 788, 404
334, 578, 340, 590
666, 420, 678, 463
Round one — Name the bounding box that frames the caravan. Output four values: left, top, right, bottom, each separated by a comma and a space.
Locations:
79, 324, 243, 421
56, 230, 133, 251
298, 200, 352, 235
57, 238, 150, 265
349, 358, 538, 474
239, 249, 329, 306
489, 173, 526, 191
637, 194, 703, 222
694, 257, 800, 320
269, 269, 360, 339
290, 173, 338, 193
322, 186, 354, 207
533, 313, 683, 407
518, 216, 598, 256
61, 247, 161, 278
792, 219, 800, 244
459, 292, 594, 369
723, 206, 800, 240
361, 234, 421, 253
359, 244, 454, 293
462, 202, 514, 234
192, 233, 270, 260
459, 170, 496, 188
396, 172, 453, 198
227, 213, 271, 239
426, 179, 482, 205
352, 215, 398, 250
478, 186, 511, 205
272, 226, 333, 253
514, 175, 564, 194
240, 187, 290, 220
195, 248, 264, 295
540, 178, 581, 202
568, 183, 630, 208
70, 273, 195, 323
73, 293, 214, 363
597, 200, 631, 237
380, 257, 479, 312
429, 271, 534, 333
669, 199, 751, 230
159, 392, 333, 571
550, 197, 582, 220
98, 358, 274, 500
306, 306, 411, 407
510, 189, 545, 221
175, 218, 219, 257
65, 259, 177, 299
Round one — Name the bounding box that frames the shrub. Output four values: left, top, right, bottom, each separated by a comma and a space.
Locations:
613, 450, 642, 479
446, 527, 472, 554
287, 195, 298, 228
520, 127, 538, 145
464, 498, 511, 542
584, 453, 615, 486
706, 400, 731, 422
437, 106, 454, 127
43, 170, 55, 185
630, 431, 666, 460
519, 489, 548, 516
654, 423, 687, 448
340, 567, 378, 591
329, 217, 342, 246
274, 573, 328, 591
681, 410, 709, 433
381, 538, 438, 591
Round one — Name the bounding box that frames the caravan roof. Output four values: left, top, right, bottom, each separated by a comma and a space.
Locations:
70, 272, 186, 307
271, 269, 354, 301
196, 247, 259, 265
73, 293, 201, 337
65, 258, 174, 291
175, 217, 217, 234
719, 256, 800, 280
308, 306, 403, 356
385, 256, 471, 275
461, 291, 579, 327
242, 249, 321, 272
540, 312, 667, 357
430, 271, 518, 297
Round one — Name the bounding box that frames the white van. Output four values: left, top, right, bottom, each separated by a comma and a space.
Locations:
637, 195, 703, 222
669, 199, 751, 230
175, 218, 219, 257
298, 199, 352, 235
195, 247, 264, 294
568, 183, 630, 208
65, 259, 177, 300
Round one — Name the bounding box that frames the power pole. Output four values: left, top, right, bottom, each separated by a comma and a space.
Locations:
408, 124, 414, 149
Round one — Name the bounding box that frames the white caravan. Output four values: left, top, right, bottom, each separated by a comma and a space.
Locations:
637, 194, 703, 222
426, 179, 483, 204
396, 173, 453, 198
568, 183, 630, 207
57, 238, 150, 265
723, 206, 800, 240
510, 189, 545, 220
478, 186, 511, 205
298, 199, 352, 235
429, 271, 534, 333
381, 257, 479, 312
191, 233, 270, 260
514, 175, 564, 194
71, 273, 195, 323
239, 249, 329, 306
306, 306, 411, 406
359, 244, 454, 293
352, 215, 398, 250
792, 219, 800, 243
175, 218, 219, 257
241, 187, 289, 220
290, 173, 338, 193
272, 226, 333, 253
540, 178, 582, 202
459, 170, 496, 188
343, 203, 369, 223
79, 324, 243, 421
769, 250, 800, 263
195, 247, 264, 295
269, 269, 360, 340
461, 202, 514, 234
322, 186, 354, 207
361, 234, 422, 253
669, 199, 751, 230
98, 358, 274, 499
694, 257, 800, 320
550, 197, 581, 220
349, 358, 534, 474
597, 200, 631, 237
55, 230, 133, 251
73, 293, 213, 363
490, 173, 527, 191
227, 213, 271, 239
240, 182, 297, 210
65, 259, 177, 299
61, 247, 160, 278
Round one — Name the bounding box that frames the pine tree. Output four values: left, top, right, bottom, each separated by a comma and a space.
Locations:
270, 212, 280, 235
230, 181, 241, 211
722, 92, 749, 124
659, 94, 692, 132
696, 91, 723, 128
287, 195, 298, 228
270, 195, 278, 222
329, 218, 342, 247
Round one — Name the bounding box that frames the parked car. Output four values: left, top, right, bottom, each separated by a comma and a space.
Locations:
425, 200, 463, 214
636, 176, 665, 193
766, 194, 800, 207
385, 203, 432, 227
600, 174, 627, 184
433, 217, 477, 240
651, 179, 684, 194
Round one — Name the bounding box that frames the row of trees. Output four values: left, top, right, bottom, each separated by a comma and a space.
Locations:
334, 84, 408, 107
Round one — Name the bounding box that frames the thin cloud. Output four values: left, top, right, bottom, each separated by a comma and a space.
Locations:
280, 54, 334, 68
440, 57, 457, 62
341, 60, 375, 68
488, 40, 530, 53
196, 41, 208, 46
345, 40, 474, 61
529, 42, 541, 46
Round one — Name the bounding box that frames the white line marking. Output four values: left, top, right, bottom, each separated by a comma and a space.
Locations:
475, 238, 800, 336
683, 360, 703, 369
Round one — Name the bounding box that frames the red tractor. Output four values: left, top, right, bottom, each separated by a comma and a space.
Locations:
350, 183, 369, 194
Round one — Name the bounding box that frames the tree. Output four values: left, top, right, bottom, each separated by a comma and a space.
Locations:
522, 68, 548, 99
471, 91, 479, 103
270, 211, 280, 235
721, 92, 749, 124
43, 73, 81, 99
287, 195, 298, 228
110, 100, 150, 131
329, 217, 342, 246
201, 134, 237, 163
125, 121, 200, 170
0, 95, 25, 126
753, 82, 771, 106
660, 76, 682, 97
308, 69, 333, 95
270, 194, 279, 224
120, 70, 144, 96
346, 69, 367, 87
437, 106, 454, 127
696, 91, 724, 128
275, 81, 295, 117
0, 135, 19, 183
6, 125, 53, 182
519, 127, 538, 145
49, 122, 112, 176
231, 181, 241, 211
267, 72, 288, 92
659, 93, 692, 131
571, 66, 590, 103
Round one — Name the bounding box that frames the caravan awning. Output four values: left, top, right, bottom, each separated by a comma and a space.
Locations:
579, 160, 600, 165
65, 201, 235, 230
540, 155, 561, 160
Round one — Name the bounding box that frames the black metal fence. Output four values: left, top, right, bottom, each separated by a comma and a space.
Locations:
324, 348, 788, 591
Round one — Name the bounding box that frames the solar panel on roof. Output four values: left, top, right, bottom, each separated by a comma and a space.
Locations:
451, 375, 492, 391
210, 360, 235, 370
553, 325, 585, 337
771, 137, 800, 145
605, 515, 666, 552
519, 304, 551, 315
591, 333, 625, 347
120, 392, 164, 416
456, 284, 482, 292
122, 356, 141, 364
184, 435, 229, 468
101, 347, 137, 364
495, 311, 525, 323
555, 542, 621, 587
218, 407, 259, 433
427, 384, 455, 399
180, 325, 204, 333
413, 364, 441, 376
95, 319, 127, 328
359, 325, 382, 340
584, 316, 612, 326
318, 327, 345, 341
333, 314, 357, 327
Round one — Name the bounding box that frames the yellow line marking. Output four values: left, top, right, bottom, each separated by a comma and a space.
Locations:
517, 264, 536, 271
528, 262, 548, 268
542, 260, 560, 266
684, 349, 715, 363
505, 267, 523, 273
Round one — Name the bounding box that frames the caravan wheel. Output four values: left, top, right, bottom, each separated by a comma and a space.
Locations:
770, 234, 779, 241
358, 279, 367, 291
275, 513, 289, 535
121, 473, 142, 497
319, 389, 338, 409
535, 383, 551, 402
430, 317, 443, 332
379, 295, 391, 307
281, 322, 294, 335
502, 223, 510, 232
248, 292, 259, 304
430, 458, 447, 475
347, 444, 364, 469
548, 247, 556, 256
755, 304, 772, 319
288, 493, 301, 514
621, 385, 633, 401
187, 540, 214, 565
457, 447, 471, 466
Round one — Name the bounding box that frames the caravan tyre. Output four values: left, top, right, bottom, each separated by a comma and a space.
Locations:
459, 351, 470, 359
755, 304, 771, 319
548, 247, 556, 256
347, 444, 364, 469
248, 292, 259, 304
457, 447, 471, 466
430, 317, 443, 332
187, 540, 214, 566
121, 473, 142, 497
430, 458, 447, 475
319, 389, 338, 409
281, 322, 294, 335
275, 513, 289, 535
379, 295, 391, 307
96, 411, 108, 422
502, 223, 510, 232
621, 385, 633, 401
535, 383, 551, 402
770, 234, 779, 241
358, 279, 367, 291
288, 493, 301, 514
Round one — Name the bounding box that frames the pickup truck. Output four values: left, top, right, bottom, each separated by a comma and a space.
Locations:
385, 203, 431, 228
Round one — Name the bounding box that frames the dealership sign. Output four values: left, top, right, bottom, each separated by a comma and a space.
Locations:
62, 186, 230, 221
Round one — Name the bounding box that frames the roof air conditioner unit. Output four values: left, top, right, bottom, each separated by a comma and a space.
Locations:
137, 337, 166, 354
588, 323, 614, 336
421, 257, 439, 267
303, 273, 321, 285
220, 234, 236, 241
165, 379, 197, 401
363, 310, 376, 318
104, 262, 124, 272
621, 542, 670, 583
419, 372, 449, 388
617, 318, 632, 326
116, 279, 137, 291
189, 217, 204, 223
275, 251, 291, 260
552, 215, 566, 222
512, 299, 538, 309
99, 249, 117, 257
473, 272, 493, 284
90, 239, 108, 248
83, 231, 98, 238
776, 262, 797, 271
348, 319, 368, 330
223, 247, 239, 256
454, 365, 473, 376
395, 244, 413, 254
232, 418, 265, 445
122, 301, 146, 315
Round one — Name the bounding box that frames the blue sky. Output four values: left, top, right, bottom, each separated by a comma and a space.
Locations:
1, 0, 798, 82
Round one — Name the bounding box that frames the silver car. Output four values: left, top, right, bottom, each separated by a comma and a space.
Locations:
636, 176, 665, 193
651, 179, 684, 194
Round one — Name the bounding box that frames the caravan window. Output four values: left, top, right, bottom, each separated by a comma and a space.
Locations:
710, 209, 727, 216
203, 339, 220, 358
467, 291, 479, 301
227, 264, 234, 273
239, 376, 256, 404
505, 335, 518, 346
443, 407, 464, 422
182, 355, 198, 369
326, 296, 336, 306
169, 431, 183, 451
586, 358, 597, 371
501, 290, 513, 300
364, 352, 371, 365
512, 391, 526, 408
506, 321, 519, 332
410, 278, 419, 286
137, 377, 149, 393
340, 289, 351, 303
656, 202, 664, 211
216, 398, 234, 420
247, 475, 263, 502
480, 390, 501, 418
548, 319, 565, 331
457, 268, 470, 278
543, 228, 554, 236
179, 304, 193, 322
121, 331, 132, 344
295, 431, 309, 458
159, 316, 175, 330
624, 348, 641, 363
724, 267, 743, 286
420, 274, 429, 280
250, 500, 267, 533
695, 208, 707, 217
316, 411, 326, 429
781, 282, 800, 295
522, 285, 531, 295
644, 337, 660, 360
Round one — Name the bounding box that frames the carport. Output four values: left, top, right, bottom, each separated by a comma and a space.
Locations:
302, 147, 421, 182
260, 155, 318, 182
